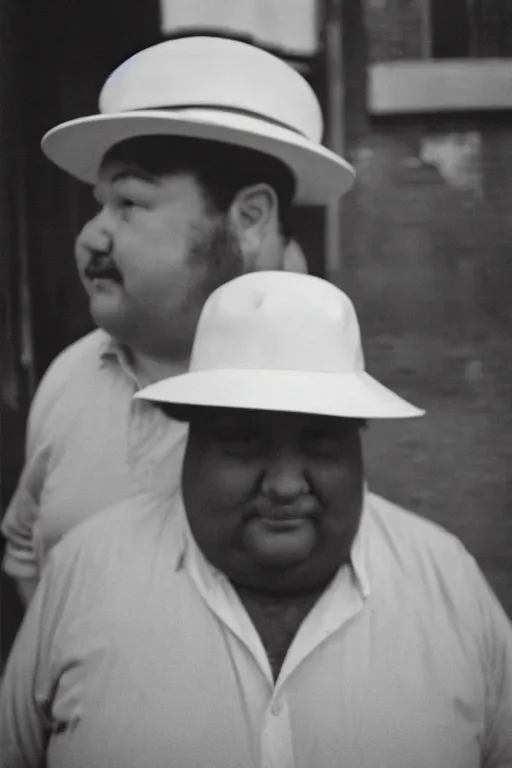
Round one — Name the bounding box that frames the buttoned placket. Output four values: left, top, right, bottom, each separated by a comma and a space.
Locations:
102, 347, 180, 492
112, 352, 160, 490
260, 694, 294, 768
129, 398, 162, 487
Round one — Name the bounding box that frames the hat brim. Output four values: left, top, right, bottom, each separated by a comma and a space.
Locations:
135, 368, 424, 420
41, 110, 355, 204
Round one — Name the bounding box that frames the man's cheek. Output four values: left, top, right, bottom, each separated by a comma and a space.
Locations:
207, 465, 261, 507
125, 267, 179, 300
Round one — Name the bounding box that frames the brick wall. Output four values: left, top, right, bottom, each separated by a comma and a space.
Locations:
341, 0, 512, 615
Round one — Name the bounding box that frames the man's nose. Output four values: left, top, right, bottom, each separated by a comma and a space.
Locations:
76, 208, 113, 258
261, 451, 310, 503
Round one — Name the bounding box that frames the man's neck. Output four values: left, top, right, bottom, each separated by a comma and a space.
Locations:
234, 583, 326, 681
129, 348, 189, 387
234, 582, 327, 608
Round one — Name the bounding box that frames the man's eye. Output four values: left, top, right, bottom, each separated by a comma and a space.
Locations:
218, 435, 264, 455
118, 196, 135, 210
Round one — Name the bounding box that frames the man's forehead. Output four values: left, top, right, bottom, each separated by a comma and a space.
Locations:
95, 159, 201, 200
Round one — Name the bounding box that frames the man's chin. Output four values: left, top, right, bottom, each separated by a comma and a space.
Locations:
242, 516, 318, 568
88, 288, 129, 334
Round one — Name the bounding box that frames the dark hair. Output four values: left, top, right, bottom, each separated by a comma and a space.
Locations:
102, 135, 296, 238
155, 402, 368, 430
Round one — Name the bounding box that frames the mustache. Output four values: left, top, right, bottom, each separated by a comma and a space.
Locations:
248, 497, 320, 521
84, 254, 123, 282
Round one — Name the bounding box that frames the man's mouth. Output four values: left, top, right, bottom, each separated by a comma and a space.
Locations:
260, 511, 311, 523
84, 259, 123, 283
242, 500, 320, 559
252, 500, 319, 523
256, 517, 311, 533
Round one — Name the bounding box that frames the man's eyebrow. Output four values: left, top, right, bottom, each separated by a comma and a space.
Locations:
93, 167, 159, 201
109, 167, 157, 184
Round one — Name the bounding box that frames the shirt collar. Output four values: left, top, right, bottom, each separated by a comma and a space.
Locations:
99, 333, 128, 366
351, 487, 371, 599
98, 333, 141, 386
98, 333, 189, 388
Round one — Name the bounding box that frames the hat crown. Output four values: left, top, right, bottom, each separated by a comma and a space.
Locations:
190, 272, 365, 375
99, 37, 323, 143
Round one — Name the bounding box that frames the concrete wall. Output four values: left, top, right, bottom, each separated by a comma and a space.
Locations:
341, 0, 512, 614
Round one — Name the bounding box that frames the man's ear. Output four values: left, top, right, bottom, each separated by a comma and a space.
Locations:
227, 184, 280, 262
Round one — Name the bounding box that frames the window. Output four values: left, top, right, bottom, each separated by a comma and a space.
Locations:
428, 0, 471, 58
367, 0, 512, 114
427, 0, 512, 59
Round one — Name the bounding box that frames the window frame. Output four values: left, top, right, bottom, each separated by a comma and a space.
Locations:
367, 0, 512, 114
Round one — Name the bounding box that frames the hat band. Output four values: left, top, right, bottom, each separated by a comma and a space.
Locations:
127, 103, 309, 139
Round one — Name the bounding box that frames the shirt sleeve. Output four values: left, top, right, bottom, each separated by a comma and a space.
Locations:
1, 381, 53, 581
462, 553, 512, 766
0, 555, 56, 767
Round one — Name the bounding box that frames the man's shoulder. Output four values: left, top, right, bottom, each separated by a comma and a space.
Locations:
48, 493, 184, 577
366, 491, 469, 564
29, 329, 115, 419
42, 329, 111, 384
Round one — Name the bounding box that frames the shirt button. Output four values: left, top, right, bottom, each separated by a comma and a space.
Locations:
271, 699, 283, 716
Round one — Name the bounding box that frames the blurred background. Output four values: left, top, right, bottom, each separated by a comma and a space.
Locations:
1, 0, 512, 660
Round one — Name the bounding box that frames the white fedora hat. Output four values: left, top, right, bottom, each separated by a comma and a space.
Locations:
40, 36, 355, 205
136, 272, 424, 420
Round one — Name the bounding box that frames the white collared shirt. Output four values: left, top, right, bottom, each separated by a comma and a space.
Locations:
1, 491, 512, 767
